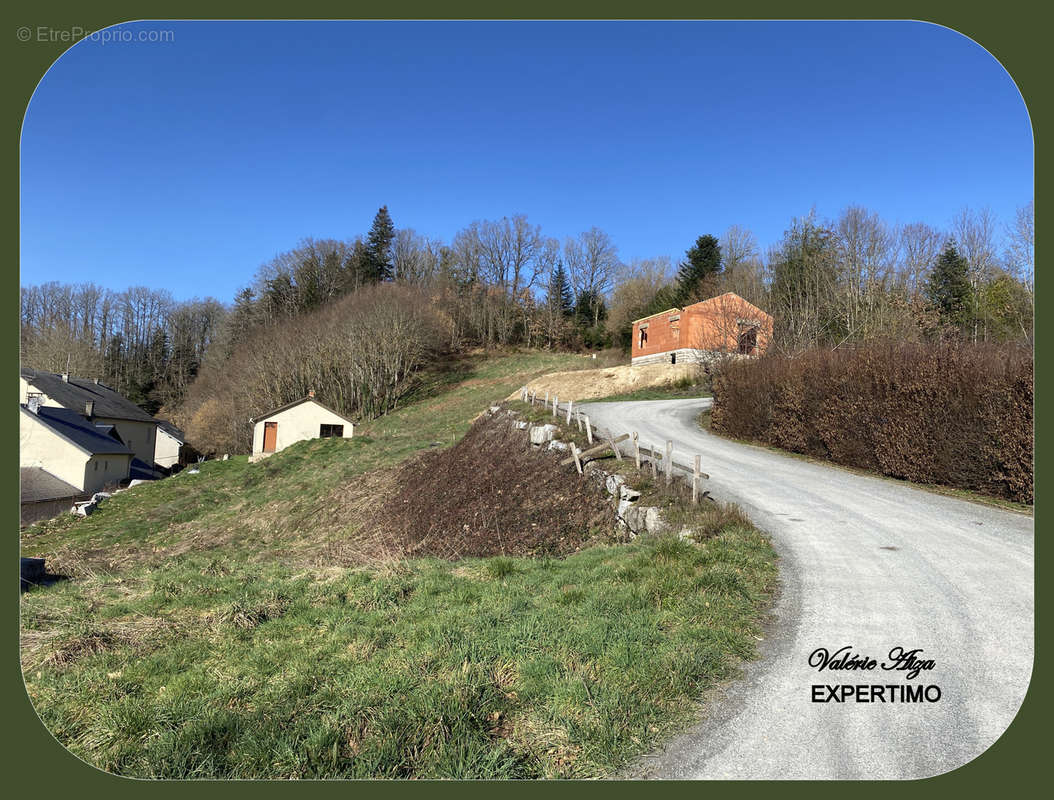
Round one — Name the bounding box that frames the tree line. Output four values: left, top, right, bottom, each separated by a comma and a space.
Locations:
19, 283, 226, 414
21, 199, 1033, 449
608, 202, 1034, 353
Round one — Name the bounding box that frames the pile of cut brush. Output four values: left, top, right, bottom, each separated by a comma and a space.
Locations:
375, 408, 614, 559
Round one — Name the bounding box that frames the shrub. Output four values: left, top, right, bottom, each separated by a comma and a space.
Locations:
711, 340, 1033, 503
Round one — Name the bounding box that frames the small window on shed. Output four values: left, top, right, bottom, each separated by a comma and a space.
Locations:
320, 424, 344, 438
639, 327, 648, 348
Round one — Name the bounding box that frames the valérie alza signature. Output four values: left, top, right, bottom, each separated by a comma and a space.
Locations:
807, 646, 942, 703
808, 645, 936, 680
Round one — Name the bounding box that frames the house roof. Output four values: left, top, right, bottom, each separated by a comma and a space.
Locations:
22, 405, 134, 456
156, 418, 185, 442
250, 396, 357, 426
20, 467, 83, 503
631, 293, 773, 326
21, 368, 156, 423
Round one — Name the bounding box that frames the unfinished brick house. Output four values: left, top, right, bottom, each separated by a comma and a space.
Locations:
631, 292, 774, 366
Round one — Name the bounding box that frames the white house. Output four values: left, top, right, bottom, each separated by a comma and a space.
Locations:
20, 368, 160, 472
154, 419, 185, 471
20, 403, 134, 524
249, 392, 354, 461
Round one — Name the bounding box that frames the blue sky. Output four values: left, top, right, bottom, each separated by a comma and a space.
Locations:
21, 20, 1032, 302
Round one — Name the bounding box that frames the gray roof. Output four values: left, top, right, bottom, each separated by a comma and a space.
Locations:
156, 418, 185, 442
22, 405, 134, 456
20, 467, 83, 503
21, 368, 156, 423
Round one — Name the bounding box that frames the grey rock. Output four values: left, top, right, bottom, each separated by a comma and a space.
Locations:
528, 424, 559, 445
605, 474, 626, 497
513, 420, 529, 429
620, 484, 641, 502
644, 507, 668, 534
619, 505, 668, 535
548, 440, 568, 451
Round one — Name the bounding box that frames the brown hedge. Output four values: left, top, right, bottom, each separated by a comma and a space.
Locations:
710, 341, 1033, 503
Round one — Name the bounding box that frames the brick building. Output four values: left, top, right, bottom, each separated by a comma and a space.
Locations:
631, 292, 774, 366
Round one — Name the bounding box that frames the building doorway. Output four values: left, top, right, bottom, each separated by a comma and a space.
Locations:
737, 325, 758, 355
263, 422, 278, 453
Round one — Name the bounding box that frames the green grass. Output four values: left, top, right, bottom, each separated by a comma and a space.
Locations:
22, 350, 584, 575
21, 349, 779, 778
22, 531, 776, 778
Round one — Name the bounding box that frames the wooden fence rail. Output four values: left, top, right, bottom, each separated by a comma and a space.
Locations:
521, 390, 711, 502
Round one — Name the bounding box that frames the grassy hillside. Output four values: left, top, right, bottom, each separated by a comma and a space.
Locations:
21, 349, 777, 779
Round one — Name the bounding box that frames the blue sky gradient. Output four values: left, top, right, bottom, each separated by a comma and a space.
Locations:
21, 21, 1032, 301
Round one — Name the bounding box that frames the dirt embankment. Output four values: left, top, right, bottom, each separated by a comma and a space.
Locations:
508, 361, 704, 402
375, 410, 614, 559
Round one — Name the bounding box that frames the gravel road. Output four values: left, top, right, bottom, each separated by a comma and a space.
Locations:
580, 397, 1034, 780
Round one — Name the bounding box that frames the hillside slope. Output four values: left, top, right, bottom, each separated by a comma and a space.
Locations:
20, 350, 777, 779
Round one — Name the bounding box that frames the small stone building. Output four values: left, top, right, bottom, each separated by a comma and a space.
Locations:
631, 292, 774, 366
249, 392, 355, 460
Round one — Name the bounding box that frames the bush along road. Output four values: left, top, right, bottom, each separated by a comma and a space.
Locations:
581, 397, 1033, 780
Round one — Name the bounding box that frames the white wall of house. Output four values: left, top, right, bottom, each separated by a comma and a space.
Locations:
155, 428, 183, 469
97, 417, 156, 465
251, 400, 354, 456
20, 377, 158, 464
20, 411, 130, 493
20, 411, 89, 490
82, 452, 133, 494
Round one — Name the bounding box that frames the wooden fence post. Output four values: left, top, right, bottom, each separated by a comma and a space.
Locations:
609, 435, 623, 461
585, 415, 593, 444
665, 440, 673, 487
566, 399, 573, 425
576, 410, 583, 432
553, 394, 558, 417
545, 391, 549, 410
633, 432, 641, 469
693, 454, 700, 504
571, 444, 583, 474
650, 444, 658, 479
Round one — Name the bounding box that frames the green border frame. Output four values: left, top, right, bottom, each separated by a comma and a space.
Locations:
4, 3, 1043, 795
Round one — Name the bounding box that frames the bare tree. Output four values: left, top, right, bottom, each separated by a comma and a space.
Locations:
952, 207, 1000, 341
833, 206, 896, 341
392, 228, 442, 286
1005, 200, 1034, 290
897, 222, 944, 297
564, 227, 620, 326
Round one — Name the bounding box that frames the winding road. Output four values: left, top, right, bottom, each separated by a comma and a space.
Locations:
580, 398, 1034, 780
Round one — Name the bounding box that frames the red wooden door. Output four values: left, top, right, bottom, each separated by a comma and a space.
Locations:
263, 422, 278, 452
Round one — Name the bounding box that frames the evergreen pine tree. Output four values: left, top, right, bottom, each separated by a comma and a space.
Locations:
925, 243, 973, 328
546, 262, 574, 317
364, 206, 395, 282
675, 234, 723, 304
